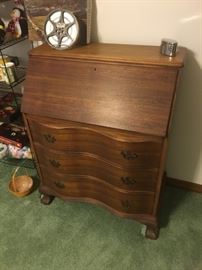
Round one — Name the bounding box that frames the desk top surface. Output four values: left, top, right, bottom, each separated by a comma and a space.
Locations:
30, 43, 186, 68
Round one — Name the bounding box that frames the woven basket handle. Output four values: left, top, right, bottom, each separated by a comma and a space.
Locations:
11, 167, 29, 192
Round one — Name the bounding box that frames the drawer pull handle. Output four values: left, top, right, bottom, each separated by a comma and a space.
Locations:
121, 200, 131, 209
54, 181, 65, 189
121, 150, 138, 160
121, 177, 136, 186
43, 134, 56, 143
49, 159, 61, 167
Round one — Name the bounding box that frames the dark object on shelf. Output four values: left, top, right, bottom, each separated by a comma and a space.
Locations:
0, 92, 14, 104
0, 122, 29, 148
9, 55, 20, 66
0, 93, 20, 111
0, 106, 20, 123
0, 18, 6, 45
0, 93, 20, 122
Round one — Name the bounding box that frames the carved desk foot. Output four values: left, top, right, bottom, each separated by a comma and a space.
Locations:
40, 194, 55, 205
145, 225, 159, 240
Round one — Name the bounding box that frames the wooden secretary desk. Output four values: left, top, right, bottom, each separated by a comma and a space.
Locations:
21, 43, 186, 239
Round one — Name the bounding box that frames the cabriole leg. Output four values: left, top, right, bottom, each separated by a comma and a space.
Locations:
40, 193, 55, 205
145, 225, 159, 240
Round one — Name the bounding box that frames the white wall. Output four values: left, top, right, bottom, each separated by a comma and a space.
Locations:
91, 0, 202, 185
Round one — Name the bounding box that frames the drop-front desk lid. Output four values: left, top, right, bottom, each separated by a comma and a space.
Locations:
22, 43, 186, 137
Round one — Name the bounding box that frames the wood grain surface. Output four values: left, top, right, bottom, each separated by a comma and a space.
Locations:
41, 170, 155, 214
22, 44, 182, 136
22, 43, 186, 239
34, 142, 159, 192
29, 43, 186, 67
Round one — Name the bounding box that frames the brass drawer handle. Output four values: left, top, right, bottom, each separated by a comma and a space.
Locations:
121, 177, 136, 186
121, 150, 138, 160
43, 134, 56, 143
49, 159, 61, 168
54, 181, 65, 189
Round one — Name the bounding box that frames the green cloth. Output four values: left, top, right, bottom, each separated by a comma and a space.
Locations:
0, 163, 202, 270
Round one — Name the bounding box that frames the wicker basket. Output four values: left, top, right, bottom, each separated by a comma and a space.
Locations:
8, 167, 33, 197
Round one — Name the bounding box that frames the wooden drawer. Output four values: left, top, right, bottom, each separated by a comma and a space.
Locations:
35, 143, 158, 192
28, 117, 162, 168
41, 170, 155, 215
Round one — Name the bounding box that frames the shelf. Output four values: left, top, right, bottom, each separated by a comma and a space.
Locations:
0, 67, 26, 90
0, 36, 28, 50
0, 34, 31, 170
0, 93, 21, 123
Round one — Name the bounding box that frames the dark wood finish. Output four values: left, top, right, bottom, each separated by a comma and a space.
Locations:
27, 117, 162, 167
22, 43, 186, 239
28, 43, 186, 67
34, 141, 159, 192
153, 139, 168, 215
166, 177, 202, 193
39, 182, 158, 226
41, 171, 155, 214
22, 43, 186, 137
22, 58, 177, 136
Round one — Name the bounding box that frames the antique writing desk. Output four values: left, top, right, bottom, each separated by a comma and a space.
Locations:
22, 43, 186, 239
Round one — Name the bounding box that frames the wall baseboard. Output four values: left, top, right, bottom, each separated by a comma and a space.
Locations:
166, 177, 202, 193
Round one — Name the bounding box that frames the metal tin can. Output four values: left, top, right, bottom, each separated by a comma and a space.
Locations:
160, 38, 178, 57
0, 62, 17, 84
